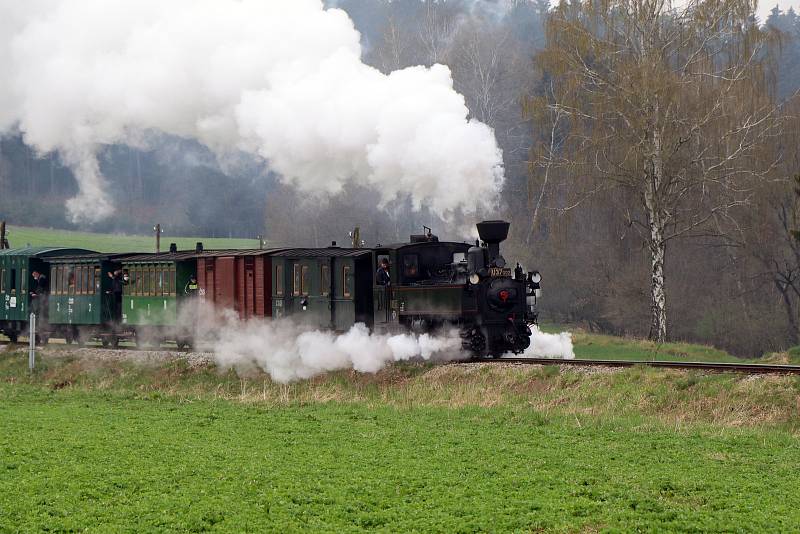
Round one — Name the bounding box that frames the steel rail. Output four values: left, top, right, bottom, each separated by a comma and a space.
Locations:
470, 357, 800, 375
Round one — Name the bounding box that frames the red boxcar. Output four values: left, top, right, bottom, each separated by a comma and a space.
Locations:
196, 249, 288, 320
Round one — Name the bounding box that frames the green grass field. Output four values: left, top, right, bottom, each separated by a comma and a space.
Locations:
1, 351, 800, 531
4, 225, 260, 253
540, 323, 751, 362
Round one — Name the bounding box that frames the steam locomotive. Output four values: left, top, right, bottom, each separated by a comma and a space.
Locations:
0, 220, 540, 356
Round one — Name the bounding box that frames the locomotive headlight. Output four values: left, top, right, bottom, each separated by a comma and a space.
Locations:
469, 273, 480, 285
530, 271, 542, 284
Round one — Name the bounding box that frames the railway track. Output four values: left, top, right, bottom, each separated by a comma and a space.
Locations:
480, 357, 800, 375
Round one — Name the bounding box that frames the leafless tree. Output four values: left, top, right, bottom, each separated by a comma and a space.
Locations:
529, 0, 785, 342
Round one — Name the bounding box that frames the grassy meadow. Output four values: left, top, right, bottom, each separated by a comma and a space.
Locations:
1, 349, 800, 531
4, 224, 260, 253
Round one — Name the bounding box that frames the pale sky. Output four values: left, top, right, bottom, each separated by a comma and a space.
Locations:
757, 0, 800, 21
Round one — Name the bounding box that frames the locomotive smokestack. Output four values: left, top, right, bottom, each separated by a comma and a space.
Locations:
476, 220, 510, 264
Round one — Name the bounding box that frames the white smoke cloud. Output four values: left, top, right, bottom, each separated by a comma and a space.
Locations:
0, 0, 503, 223
512, 324, 575, 359
212, 319, 464, 383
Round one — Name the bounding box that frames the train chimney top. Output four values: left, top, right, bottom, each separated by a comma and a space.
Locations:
476, 220, 510, 265
169, 243, 177, 253
195, 242, 204, 253
476, 220, 510, 244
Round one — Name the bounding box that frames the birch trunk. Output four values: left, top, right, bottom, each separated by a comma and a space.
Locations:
645, 126, 668, 343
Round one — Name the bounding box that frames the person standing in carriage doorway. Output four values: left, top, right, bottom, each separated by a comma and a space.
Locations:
30, 270, 49, 322
107, 270, 126, 322
376, 258, 391, 286
184, 274, 199, 297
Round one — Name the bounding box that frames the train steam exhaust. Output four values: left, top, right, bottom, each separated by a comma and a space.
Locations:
173, 303, 573, 382
0, 0, 503, 223
176, 302, 466, 383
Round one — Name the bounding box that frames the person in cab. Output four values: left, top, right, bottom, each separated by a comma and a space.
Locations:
376, 258, 391, 286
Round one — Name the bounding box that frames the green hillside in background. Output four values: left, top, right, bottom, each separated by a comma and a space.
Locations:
3, 225, 261, 253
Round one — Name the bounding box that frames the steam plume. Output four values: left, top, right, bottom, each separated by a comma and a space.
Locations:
0, 0, 503, 223
181, 303, 464, 383
507, 325, 575, 359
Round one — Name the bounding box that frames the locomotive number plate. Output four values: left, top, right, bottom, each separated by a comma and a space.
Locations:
489, 267, 512, 277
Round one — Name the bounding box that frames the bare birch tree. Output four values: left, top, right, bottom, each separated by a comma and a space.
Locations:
528, 0, 784, 342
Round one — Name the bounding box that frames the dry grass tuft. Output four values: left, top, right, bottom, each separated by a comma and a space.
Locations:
4, 348, 800, 431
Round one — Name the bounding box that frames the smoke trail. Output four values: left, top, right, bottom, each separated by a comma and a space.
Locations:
166, 301, 462, 383
0, 0, 503, 223
513, 325, 575, 359
212, 319, 464, 384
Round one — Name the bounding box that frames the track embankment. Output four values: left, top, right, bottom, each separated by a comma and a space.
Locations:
486, 357, 800, 375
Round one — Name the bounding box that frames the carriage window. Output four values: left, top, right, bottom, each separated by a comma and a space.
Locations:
67, 267, 75, 295
9, 269, 16, 295
276, 264, 284, 296
403, 254, 419, 277
94, 267, 101, 295
301, 265, 310, 296
169, 267, 176, 296
343, 265, 351, 298
293, 264, 301, 296
143, 268, 151, 297
151, 266, 157, 296
56, 266, 63, 295
126, 268, 134, 295
0, 269, 5, 293
320, 264, 330, 296
81, 266, 89, 295
52, 267, 59, 295
81, 266, 88, 295
21, 269, 27, 293
86, 266, 92, 295
60, 265, 67, 295
156, 268, 164, 296
136, 267, 144, 296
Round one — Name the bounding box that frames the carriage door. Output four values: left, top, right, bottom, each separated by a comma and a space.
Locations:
372, 252, 392, 328
320, 259, 334, 329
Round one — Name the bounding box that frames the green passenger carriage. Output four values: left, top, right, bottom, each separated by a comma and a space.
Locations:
47, 253, 126, 344
0, 247, 93, 342
119, 252, 198, 346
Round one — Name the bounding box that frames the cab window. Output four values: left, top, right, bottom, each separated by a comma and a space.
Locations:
403, 254, 419, 278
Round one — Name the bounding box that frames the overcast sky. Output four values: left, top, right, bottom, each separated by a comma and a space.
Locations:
757, 0, 800, 20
